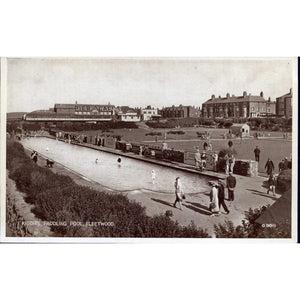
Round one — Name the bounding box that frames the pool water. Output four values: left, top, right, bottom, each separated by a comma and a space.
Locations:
21, 137, 210, 194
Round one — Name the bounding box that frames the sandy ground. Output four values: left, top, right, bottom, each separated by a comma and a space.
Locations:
25, 148, 279, 237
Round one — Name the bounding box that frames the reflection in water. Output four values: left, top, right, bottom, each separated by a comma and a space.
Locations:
22, 138, 209, 194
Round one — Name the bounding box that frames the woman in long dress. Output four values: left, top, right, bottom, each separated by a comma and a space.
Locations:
173, 177, 185, 210
209, 182, 220, 216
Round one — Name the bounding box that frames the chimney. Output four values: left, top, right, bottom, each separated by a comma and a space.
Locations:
211, 94, 215, 100
268, 97, 271, 102
243, 91, 247, 97
290, 88, 292, 95
75, 100, 78, 104
218, 95, 221, 99
260, 91, 264, 98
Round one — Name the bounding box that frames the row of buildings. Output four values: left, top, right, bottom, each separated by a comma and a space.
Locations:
24, 89, 292, 122
202, 89, 292, 119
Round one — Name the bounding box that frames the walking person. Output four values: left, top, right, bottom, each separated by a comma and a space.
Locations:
226, 171, 236, 201
267, 174, 276, 196
265, 158, 275, 176
173, 177, 185, 210
217, 180, 229, 214
209, 182, 220, 216
254, 146, 260, 162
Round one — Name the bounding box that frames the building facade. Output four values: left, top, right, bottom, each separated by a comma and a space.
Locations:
161, 105, 201, 118
276, 89, 292, 118
25, 103, 115, 122
116, 106, 141, 122
141, 106, 159, 121
202, 91, 276, 118
54, 103, 115, 116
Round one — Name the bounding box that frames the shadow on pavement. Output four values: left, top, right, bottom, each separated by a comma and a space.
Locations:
246, 189, 277, 200
183, 201, 211, 216
151, 198, 174, 208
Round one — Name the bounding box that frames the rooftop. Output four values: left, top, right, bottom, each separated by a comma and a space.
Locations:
203, 92, 274, 105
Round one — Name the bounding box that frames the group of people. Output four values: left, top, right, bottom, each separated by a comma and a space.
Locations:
208, 172, 236, 216
172, 172, 237, 216
194, 149, 207, 171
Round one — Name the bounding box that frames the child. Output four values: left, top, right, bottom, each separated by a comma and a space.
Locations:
267, 174, 276, 196
151, 170, 156, 184
117, 156, 122, 167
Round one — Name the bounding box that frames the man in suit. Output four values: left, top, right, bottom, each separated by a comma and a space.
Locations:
254, 146, 260, 162
226, 171, 236, 201
217, 179, 229, 214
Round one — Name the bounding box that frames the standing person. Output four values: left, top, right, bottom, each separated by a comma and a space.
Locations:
267, 174, 276, 196
95, 158, 99, 164
201, 151, 207, 169
254, 146, 260, 162
226, 171, 236, 201
217, 180, 229, 214
228, 153, 235, 173
265, 158, 275, 175
194, 149, 201, 170
209, 182, 220, 216
283, 157, 289, 170
173, 177, 185, 210
213, 151, 218, 172
151, 170, 156, 184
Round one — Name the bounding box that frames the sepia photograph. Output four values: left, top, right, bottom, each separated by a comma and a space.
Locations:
1, 57, 297, 241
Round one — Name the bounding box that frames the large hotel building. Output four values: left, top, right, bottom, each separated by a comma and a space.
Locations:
25, 103, 115, 122
202, 91, 276, 118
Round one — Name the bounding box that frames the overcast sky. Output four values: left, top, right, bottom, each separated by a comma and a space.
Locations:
6, 58, 294, 113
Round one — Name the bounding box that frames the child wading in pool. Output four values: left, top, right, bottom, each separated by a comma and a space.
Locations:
151, 170, 156, 184
117, 156, 122, 167
173, 177, 185, 210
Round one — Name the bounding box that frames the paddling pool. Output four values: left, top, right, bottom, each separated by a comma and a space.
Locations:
21, 137, 210, 194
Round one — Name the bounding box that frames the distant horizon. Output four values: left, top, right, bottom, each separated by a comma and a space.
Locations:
6, 58, 294, 113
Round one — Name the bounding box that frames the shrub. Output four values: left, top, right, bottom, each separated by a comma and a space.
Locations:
55, 121, 138, 132
223, 121, 233, 128
214, 206, 291, 238
145, 132, 162, 136
167, 130, 185, 135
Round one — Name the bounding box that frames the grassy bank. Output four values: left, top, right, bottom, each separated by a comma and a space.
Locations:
6, 140, 210, 238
